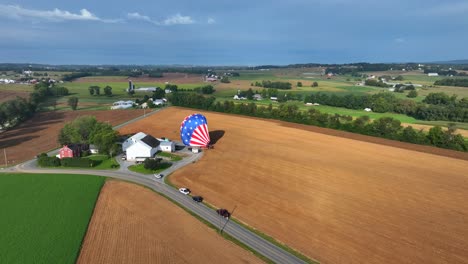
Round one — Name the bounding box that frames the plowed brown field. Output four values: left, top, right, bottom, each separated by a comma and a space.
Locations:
0, 109, 148, 165
119, 107, 468, 264
77, 180, 261, 264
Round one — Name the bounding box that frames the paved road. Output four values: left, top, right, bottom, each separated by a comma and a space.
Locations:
3, 107, 309, 263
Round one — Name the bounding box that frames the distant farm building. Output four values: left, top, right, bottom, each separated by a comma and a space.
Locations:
135, 87, 158, 92
111, 101, 134, 110
364, 108, 372, 112
427, 73, 439, 77
253, 94, 263, 100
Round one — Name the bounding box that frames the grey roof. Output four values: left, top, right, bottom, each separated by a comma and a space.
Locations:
160, 141, 174, 147
140, 135, 160, 148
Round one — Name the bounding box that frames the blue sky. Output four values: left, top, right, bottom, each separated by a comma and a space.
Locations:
0, 0, 467, 65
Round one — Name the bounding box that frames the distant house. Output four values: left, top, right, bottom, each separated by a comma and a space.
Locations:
270, 97, 278, 101
111, 101, 134, 110
165, 89, 172, 94
364, 108, 372, 112
160, 141, 176, 152
58, 144, 89, 159
427, 73, 439, 77
253, 94, 263, 100
59, 145, 74, 159
153, 99, 165, 106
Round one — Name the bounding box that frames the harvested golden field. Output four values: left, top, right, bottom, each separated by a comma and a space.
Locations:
0, 109, 148, 165
402, 123, 468, 138
77, 180, 261, 264
119, 107, 468, 264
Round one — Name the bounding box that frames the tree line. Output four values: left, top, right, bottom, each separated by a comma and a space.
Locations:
252, 80, 292, 89
0, 80, 69, 129
434, 78, 468, 87
168, 92, 467, 152
304, 92, 468, 122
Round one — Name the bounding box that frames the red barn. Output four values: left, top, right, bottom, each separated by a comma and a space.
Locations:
59, 145, 74, 159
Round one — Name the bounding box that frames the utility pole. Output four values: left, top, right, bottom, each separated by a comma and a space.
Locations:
4, 148, 7, 167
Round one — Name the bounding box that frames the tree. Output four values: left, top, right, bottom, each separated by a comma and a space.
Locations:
407, 90, 418, 98
68, 97, 79, 110
297, 82, 303, 87
220, 76, 230, 83
312, 82, 318, 87
104, 86, 112, 96
144, 158, 161, 170
89, 86, 100, 96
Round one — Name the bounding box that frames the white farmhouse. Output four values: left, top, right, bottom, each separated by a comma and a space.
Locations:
124, 133, 160, 161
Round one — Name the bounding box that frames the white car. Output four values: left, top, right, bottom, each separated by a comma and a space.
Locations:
154, 173, 164, 179
179, 188, 191, 195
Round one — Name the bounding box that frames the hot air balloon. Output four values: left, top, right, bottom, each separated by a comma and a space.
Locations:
180, 113, 210, 147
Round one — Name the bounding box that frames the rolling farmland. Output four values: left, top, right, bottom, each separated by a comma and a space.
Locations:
119, 107, 468, 264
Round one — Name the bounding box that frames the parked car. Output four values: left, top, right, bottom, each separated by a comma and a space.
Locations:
192, 196, 203, 202
179, 188, 191, 195
154, 173, 164, 179
121, 155, 126, 160
216, 209, 230, 219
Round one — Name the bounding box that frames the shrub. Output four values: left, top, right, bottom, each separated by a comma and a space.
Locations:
61, 157, 95, 167
143, 158, 160, 170
37, 156, 61, 167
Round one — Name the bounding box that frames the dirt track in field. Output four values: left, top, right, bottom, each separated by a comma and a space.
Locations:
119, 107, 468, 264
0, 90, 30, 103
0, 109, 148, 165
77, 180, 261, 264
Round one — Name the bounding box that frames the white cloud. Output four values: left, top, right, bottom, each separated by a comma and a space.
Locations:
127, 12, 195, 26
163, 13, 194, 25
0, 4, 118, 23
127, 12, 158, 24
207, 18, 216, 24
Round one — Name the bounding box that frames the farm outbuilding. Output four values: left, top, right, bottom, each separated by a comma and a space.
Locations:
160, 141, 175, 152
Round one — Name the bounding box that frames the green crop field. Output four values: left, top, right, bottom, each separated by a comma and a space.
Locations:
0, 173, 105, 264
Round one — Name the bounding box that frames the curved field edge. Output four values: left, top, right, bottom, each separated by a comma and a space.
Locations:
77, 180, 266, 264
0, 173, 104, 264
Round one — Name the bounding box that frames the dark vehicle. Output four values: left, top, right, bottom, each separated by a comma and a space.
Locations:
216, 209, 230, 219
192, 196, 203, 202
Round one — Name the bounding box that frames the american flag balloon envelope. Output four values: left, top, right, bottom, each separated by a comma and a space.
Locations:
180, 113, 210, 147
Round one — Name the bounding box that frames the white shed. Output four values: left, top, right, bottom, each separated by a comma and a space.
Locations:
160, 141, 175, 152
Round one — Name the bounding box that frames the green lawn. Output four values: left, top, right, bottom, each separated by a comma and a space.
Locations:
0, 173, 104, 264
128, 162, 172, 174
87, 155, 120, 169
156, 152, 183, 161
